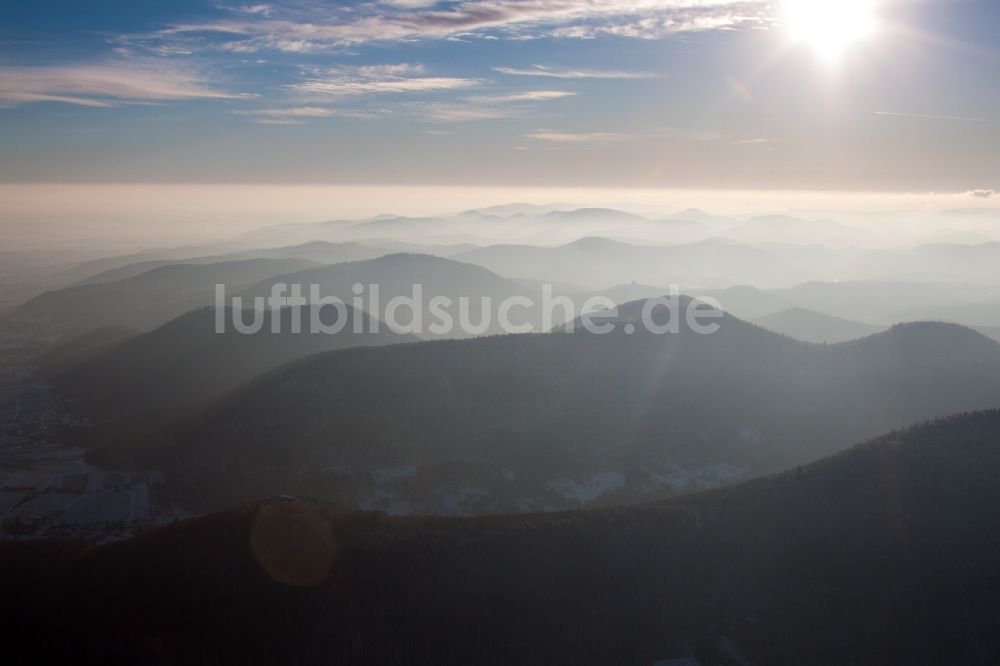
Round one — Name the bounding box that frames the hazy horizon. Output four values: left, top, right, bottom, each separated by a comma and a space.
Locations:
3, 182, 999, 251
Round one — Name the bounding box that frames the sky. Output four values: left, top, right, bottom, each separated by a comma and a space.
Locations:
0, 0, 998, 191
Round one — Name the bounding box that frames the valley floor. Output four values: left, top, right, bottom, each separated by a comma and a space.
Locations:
0, 330, 183, 541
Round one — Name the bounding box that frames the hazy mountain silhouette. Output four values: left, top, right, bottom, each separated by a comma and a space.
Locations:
725, 214, 864, 246
753, 307, 885, 343
348, 216, 446, 236
460, 203, 571, 217
77, 242, 387, 286
876, 242, 1000, 284
977, 325, 1000, 342
689, 284, 792, 319
50, 305, 414, 433
894, 297, 1000, 328
454, 237, 808, 289
33, 325, 139, 378
16, 258, 318, 334
9, 410, 1000, 665
131, 301, 1000, 512
773, 281, 995, 324
542, 208, 646, 224
236, 207, 656, 248
239, 253, 540, 338
78, 254, 258, 286
696, 280, 1000, 325
351, 239, 478, 256
588, 282, 674, 306
662, 207, 736, 228
58, 250, 176, 284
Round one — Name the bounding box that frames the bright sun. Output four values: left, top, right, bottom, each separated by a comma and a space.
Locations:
783, 0, 878, 61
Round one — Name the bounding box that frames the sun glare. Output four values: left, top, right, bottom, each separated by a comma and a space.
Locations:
783, 0, 878, 61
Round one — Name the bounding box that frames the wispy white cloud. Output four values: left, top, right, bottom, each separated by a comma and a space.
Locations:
526, 129, 629, 143
237, 4, 273, 15
233, 106, 342, 125
413, 87, 577, 122
356, 63, 427, 77
548, 6, 765, 39
237, 63, 573, 123
728, 137, 781, 145
236, 106, 337, 119
289, 64, 481, 97
0, 61, 244, 108
251, 117, 310, 125
126, 1, 770, 54
233, 106, 381, 123
380, 0, 442, 8
466, 90, 578, 103
493, 65, 659, 79
523, 125, 775, 145
412, 101, 520, 122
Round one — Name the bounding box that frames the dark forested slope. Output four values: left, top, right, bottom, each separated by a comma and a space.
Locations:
51, 306, 414, 432
8, 410, 1000, 665
155, 300, 1000, 511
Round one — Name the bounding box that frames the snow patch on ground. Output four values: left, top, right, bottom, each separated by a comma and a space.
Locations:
432, 485, 489, 516
548, 471, 627, 504
357, 487, 413, 515
641, 463, 748, 494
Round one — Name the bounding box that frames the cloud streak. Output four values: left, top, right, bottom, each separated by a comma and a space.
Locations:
493, 65, 659, 79
289, 64, 481, 97
413, 88, 576, 121
232, 106, 381, 123
130, 1, 770, 53
466, 90, 578, 103
411, 101, 521, 121
526, 129, 629, 143
0, 61, 244, 108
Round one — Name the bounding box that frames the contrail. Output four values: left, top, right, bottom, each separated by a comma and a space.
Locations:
874, 111, 998, 124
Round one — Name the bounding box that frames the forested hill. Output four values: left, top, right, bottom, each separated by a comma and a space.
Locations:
151, 299, 1000, 511
7, 410, 1000, 665
50, 305, 414, 430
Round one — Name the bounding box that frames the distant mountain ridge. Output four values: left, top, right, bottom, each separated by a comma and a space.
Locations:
752, 307, 886, 343
77, 241, 388, 286
50, 305, 414, 432
453, 237, 806, 289
17, 258, 320, 334
33, 325, 140, 378
130, 302, 1000, 513
238, 253, 559, 338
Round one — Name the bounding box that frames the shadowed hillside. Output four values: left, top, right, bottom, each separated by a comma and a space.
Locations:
50, 306, 415, 433
32, 325, 140, 377
76, 241, 388, 286
453, 237, 815, 289
7, 410, 1000, 665
239, 253, 551, 338
17, 258, 320, 334
136, 300, 1000, 512
752, 307, 886, 343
